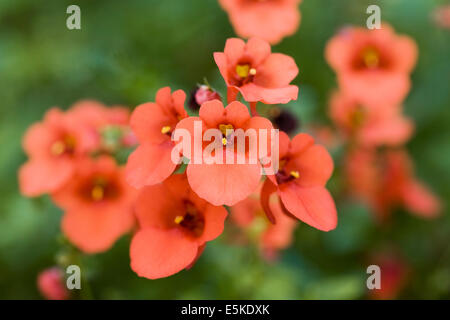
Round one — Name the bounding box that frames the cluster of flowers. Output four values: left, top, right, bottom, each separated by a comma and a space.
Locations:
324, 24, 441, 221
21, 36, 338, 287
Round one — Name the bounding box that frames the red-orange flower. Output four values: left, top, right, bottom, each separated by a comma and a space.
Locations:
37, 267, 69, 300
130, 174, 227, 279
261, 131, 337, 231
214, 38, 298, 104
19, 108, 97, 197
52, 156, 136, 253
368, 253, 409, 300
346, 149, 441, 221
329, 90, 414, 147
231, 188, 297, 260
126, 87, 188, 188
175, 99, 274, 206
219, 0, 302, 44
325, 24, 418, 106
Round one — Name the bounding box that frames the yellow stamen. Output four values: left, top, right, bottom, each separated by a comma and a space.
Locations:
236, 64, 250, 78
161, 126, 171, 134
290, 171, 300, 179
91, 185, 104, 201
222, 137, 228, 145
51, 141, 65, 155
363, 48, 379, 69
174, 215, 184, 224
249, 68, 257, 75
219, 124, 234, 136
351, 108, 365, 128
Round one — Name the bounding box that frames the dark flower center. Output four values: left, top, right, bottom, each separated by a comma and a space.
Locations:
174, 202, 205, 238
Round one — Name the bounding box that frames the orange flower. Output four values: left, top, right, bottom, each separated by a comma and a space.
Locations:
325, 24, 418, 106
19, 108, 97, 197
329, 90, 414, 147
37, 267, 69, 300
175, 99, 273, 206
218, 0, 302, 44
52, 156, 136, 253
126, 87, 188, 188
346, 149, 441, 221
231, 188, 297, 260
214, 38, 298, 104
130, 174, 227, 279
262, 132, 337, 231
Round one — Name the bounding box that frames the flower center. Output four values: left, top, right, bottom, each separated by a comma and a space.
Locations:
350, 107, 366, 129
174, 203, 205, 238
83, 176, 119, 202
362, 47, 380, 69
161, 125, 171, 135
236, 64, 256, 78
219, 123, 234, 145
275, 169, 300, 184
50, 135, 76, 156
232, 64, 257, 86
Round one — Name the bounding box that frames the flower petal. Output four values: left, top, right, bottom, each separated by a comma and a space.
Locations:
279, 185, 337, 231
130, 228, 199, 279
62, 205, 133, 253
187, 152, 261, 206
125, 141, 177, 188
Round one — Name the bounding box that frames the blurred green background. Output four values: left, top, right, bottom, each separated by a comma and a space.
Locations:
0, 0, 449, 299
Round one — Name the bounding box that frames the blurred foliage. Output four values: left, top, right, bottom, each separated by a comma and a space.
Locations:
0, 0, 449, 299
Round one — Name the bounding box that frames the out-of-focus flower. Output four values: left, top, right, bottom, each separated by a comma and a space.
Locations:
262, 131, 337, 231
37, 267, 69, 300
19, 108, 97, 197
214, 38, 298, 104
306, 125, 342, 151
346, 149, 441, 221
325, 24, 418, 106
231, 188, 297, 260
126, 87, 188, 188
270, 107, 299, 135
189, 85, 222, 111
369, 252, 409, 300
329, 90, 413, 147
175, 100, 273, 206
130, 174, 227, 279
218, 0, 302, 44
433, 5, 450, 29
52, 156, 136, 253
69, 100, 135, 152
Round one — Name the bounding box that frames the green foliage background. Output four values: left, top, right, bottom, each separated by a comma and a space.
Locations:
0, 0, 449, 299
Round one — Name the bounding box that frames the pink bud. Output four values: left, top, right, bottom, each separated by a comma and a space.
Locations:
37, 267, 69, 300
195, 85, 221, 107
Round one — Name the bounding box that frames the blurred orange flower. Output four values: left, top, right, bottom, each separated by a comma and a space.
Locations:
214, 38, 299, 104
346, 149, 441, 221
52, 156, 136, 253
325, 24, 418, 106
218, 0, 302, 44
130, 174, 227, 279
231, 188, 297, 260
329, 90, 414, 147
19, 108, 97, 197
